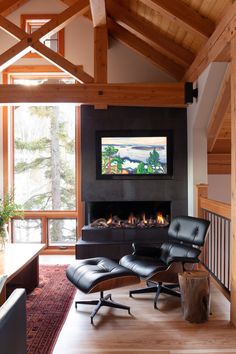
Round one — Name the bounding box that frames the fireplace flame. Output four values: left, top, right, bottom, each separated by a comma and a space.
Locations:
142, 213, 147, 224
157, 212, 165, 224
128, 213, 135, 224
107, 216, 113, 225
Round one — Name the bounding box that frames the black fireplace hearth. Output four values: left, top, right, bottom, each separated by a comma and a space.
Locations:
76, 201, 171, 260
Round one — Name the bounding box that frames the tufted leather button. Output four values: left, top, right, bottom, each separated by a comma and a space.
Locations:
174, 222, 181, 232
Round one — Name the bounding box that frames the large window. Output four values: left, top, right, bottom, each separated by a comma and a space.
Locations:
3, 69, 82, 249
14, 104, 76, 211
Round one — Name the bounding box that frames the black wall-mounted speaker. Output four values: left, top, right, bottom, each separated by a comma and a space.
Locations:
184, 82, 198, 104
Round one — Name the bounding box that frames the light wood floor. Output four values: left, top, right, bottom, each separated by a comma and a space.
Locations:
39, 255, 236, 354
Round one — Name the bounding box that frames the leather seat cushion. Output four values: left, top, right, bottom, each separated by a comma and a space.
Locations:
120, 254, 167, 278
66, 257, 139, 294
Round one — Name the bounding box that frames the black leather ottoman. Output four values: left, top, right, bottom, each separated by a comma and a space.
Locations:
66, 257, 140, 324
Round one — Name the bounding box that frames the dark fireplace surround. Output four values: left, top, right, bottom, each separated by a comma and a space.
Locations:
76, 105, 188, 260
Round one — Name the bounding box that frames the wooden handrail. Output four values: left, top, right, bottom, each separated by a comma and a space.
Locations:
199, 196, 231, 220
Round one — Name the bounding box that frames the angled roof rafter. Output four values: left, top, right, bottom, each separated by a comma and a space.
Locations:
106, 0, 194, 69
0, 0, 30, 16
140, 0, 215, 40
207, 65, 231, 153
107, 17, 185, 80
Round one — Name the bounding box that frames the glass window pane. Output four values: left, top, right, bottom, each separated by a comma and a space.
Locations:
48, 219, 76, 246
14, 104, 76, 211
13, 219, 42, 243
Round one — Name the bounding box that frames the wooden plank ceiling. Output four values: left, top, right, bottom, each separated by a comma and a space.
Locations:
0, 0, 233, 171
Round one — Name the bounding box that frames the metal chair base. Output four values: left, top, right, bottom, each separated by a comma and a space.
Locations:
75, 291, 131, 324
129, 282, 180, 309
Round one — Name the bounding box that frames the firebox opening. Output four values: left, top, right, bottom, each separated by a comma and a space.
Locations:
86, 201, 171, 229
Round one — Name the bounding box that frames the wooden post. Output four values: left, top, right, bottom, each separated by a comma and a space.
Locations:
195, 184, 208, 218
178, 270, 210, 323
231, 37, 236, 327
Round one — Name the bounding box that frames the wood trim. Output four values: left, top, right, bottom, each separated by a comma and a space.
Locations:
31, 41, 94, 83
208, 153, 231, 174
76, 106, 84, 237
94, 25, 107, 83
0, 1, 92, 82
0, 14, 26, 39
106, 1, 194, 68
21, 14, 65, 56
89, 0, 106, 27
0, 39, 31, 72
107, 17, 185, 80
3, 68, 82, 251
199, 197, 231, 220
207, 65, 231, 153
141, 0, 215, 40
0, 0, 29, 16
41, 247, 75, 255
196, 184, 208, 218
230, 35, 236, 327
0, 82, 186, 107
183, 2, 236, 81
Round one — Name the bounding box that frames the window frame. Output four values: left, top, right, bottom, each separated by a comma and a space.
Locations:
2, 66, 83, 252
21, 14, 65, 58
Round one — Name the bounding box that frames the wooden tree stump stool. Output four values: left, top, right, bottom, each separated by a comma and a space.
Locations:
178, 270, 210, 323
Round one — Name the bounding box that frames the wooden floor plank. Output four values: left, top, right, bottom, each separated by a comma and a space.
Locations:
38, 256, 236, 354
52, 280, 235, 353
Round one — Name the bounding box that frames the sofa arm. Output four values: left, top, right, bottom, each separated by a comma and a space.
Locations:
0, 289, 27, 354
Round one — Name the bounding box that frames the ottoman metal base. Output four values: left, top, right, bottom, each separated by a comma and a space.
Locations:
75, 291, 131, 324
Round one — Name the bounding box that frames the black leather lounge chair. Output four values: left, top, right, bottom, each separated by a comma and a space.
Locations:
120, 216, 210, 309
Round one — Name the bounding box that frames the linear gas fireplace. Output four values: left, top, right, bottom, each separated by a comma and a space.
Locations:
86, 201, 170, 229
77, 105, 188, 260
77, 201, 171, 260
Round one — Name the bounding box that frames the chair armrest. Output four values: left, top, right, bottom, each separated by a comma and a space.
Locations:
132, 242, 162, 257
0, 289, 27, 354
167, 256, 200, 264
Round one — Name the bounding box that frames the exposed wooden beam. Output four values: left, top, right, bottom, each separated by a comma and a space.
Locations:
0, 15, 26, 39
207, 65, 231, 153
0, 83, 185, 107
183, 1, 236, 81
94, 25, 108, 109
141, 0, 215, 40
31, 0, 90, 41
89, 0, 106, 27
0, 39, 31, 72
31, 41, 93, 83
0, 1, 92, 83
208, 153, 231, 174
94, 26, 107, 83
107, 17, 185, 81
0, 0, 29, 16
106, 0, 194, 68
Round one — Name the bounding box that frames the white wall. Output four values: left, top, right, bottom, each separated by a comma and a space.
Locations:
187, 62, 229, 215
208, 175, 231, 204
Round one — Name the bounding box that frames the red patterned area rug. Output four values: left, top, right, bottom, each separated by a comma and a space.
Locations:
26, 265, 76, 354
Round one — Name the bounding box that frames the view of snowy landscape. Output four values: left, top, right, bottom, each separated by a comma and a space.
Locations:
13, 104, 77, 244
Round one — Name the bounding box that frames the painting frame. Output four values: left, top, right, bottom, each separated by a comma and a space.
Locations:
96, 130, 173, 180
